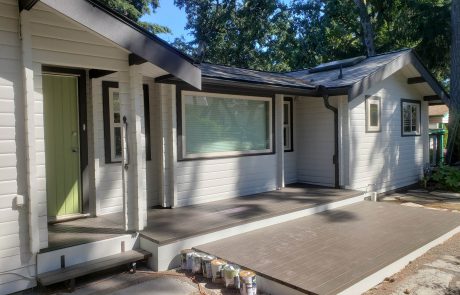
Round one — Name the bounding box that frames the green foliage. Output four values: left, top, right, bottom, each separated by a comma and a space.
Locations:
431, 165, 460, 192
172, 0, 451, 83
97, 0, 171, 34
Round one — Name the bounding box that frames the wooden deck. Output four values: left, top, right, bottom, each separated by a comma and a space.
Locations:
45, 184, 361, 250
141, 184, 362, 245
194, 202, 460, 295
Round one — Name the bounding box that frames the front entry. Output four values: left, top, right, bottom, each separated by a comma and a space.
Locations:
43, 74, 81, 218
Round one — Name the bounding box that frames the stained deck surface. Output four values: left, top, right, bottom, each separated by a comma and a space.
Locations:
195, 202, 460, 295
141, 184, 362, 244
45, 184, 361, 250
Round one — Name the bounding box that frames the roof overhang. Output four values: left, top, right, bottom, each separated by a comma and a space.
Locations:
347, 49, 450, 104
20, 0, 201, 89
156, 75, 319, 97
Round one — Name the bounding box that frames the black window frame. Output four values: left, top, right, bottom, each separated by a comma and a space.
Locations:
143, 84, 152, 161
284, 97, 294, 152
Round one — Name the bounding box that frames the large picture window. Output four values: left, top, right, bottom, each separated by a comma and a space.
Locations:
401, 99, 421, 136
102, 81, 121, 163
180, 91, 273, 159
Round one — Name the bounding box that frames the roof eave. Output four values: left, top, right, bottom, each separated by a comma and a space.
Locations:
34, 0, 201, 89
347, 49, 450, 104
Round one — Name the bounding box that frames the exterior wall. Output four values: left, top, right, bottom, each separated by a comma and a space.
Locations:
160, 84, 278, 207
26, 3, 129, 217
0, 0, 36, 293
348, 71, 428, 192
295, 96, 336, 187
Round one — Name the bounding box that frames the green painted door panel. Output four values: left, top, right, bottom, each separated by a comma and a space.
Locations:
43, 75, 81, 217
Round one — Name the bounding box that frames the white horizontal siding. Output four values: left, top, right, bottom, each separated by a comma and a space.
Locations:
29, 3, 129, 71
176, 155, 277, 206
295, 96, 335, 187
348, 71, 427, 192
0, 1, 37, 294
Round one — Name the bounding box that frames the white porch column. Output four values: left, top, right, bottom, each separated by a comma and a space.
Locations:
126, 65, 147, 230
275, 94, 285, 189
20, 10, 40, 254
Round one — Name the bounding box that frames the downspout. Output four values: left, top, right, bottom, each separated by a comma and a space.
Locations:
317, 85, 340, 188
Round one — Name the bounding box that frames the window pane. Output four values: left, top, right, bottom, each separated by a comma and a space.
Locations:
114, 127, 121, 157
411, 105, 417, 131
284, 103, 289, 124
283, 126, 287, 147
184, 95, 270, 155
369, 103, 379, 127
113, 92, 120, 112
114, 113, 120, 124
403, 104, 411, 132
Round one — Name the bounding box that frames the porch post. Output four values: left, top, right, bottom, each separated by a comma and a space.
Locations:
20, 10, 40, 254
275, 94, 285, 189
127, 65, 147, 230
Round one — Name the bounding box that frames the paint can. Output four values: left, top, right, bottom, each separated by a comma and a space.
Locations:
239, 270, 257, 295
223, 264, 240, 289
201, 255, 215, 279
211, 259, 227, 283
191, 252, 204, 274
180, 249, 194, 271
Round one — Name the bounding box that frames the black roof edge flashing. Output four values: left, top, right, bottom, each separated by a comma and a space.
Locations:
19, 0, 39, 11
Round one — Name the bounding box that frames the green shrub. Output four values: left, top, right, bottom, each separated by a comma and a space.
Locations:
431, 165, 460, 192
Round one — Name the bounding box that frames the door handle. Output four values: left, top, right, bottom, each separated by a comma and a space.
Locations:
72, 148, 79, 153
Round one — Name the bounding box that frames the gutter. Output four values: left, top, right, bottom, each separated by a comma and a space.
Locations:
317, 85, 340, 189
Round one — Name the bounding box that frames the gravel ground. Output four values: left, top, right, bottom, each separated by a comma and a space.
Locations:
364, 232, 460, 295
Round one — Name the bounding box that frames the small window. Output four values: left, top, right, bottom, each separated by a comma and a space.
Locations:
365, 96, 381, 133
180, 91, 273, 160
284, 98, 293, 151
401, 99, 421, 136
103, 81, 121, 163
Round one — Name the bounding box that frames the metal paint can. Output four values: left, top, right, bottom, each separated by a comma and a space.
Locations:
180, 249, 194, 271
223, 264, 240, 289
201, 255, 215, 279
191, 252, 204, 274
239, 270, 257, 295
211, 259, 227, 283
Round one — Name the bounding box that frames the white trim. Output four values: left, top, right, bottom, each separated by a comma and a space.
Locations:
365, 96, 381, 132
402, 101, 421, 136
180, 91, 273, 159
108, 88, 122, 162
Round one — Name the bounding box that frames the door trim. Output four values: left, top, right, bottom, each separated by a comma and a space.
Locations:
42, 66, 89, 214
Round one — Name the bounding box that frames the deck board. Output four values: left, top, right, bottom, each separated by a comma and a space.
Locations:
194, 202, 460, 295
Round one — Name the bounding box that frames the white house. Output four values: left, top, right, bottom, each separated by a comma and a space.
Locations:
0, 0, 449, 293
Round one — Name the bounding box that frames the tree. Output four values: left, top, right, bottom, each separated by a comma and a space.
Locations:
447, 0, 460, 164
353, 0, 376, 56
98, 0, 171, 34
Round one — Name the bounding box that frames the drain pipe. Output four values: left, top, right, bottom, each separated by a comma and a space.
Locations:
317, 85, 340, 189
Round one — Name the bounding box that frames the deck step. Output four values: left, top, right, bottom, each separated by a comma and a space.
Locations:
37, 249, 151, 287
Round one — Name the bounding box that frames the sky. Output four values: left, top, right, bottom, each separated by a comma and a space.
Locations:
141, 1, 291, 43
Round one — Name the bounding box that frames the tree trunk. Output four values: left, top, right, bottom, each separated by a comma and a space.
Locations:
447, 0, 460, 165
354, 0, 376, 56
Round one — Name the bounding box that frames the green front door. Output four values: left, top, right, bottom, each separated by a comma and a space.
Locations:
43, 74, 81, 217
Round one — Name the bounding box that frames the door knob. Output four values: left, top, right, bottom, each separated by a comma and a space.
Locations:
72, 148, 79, 153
